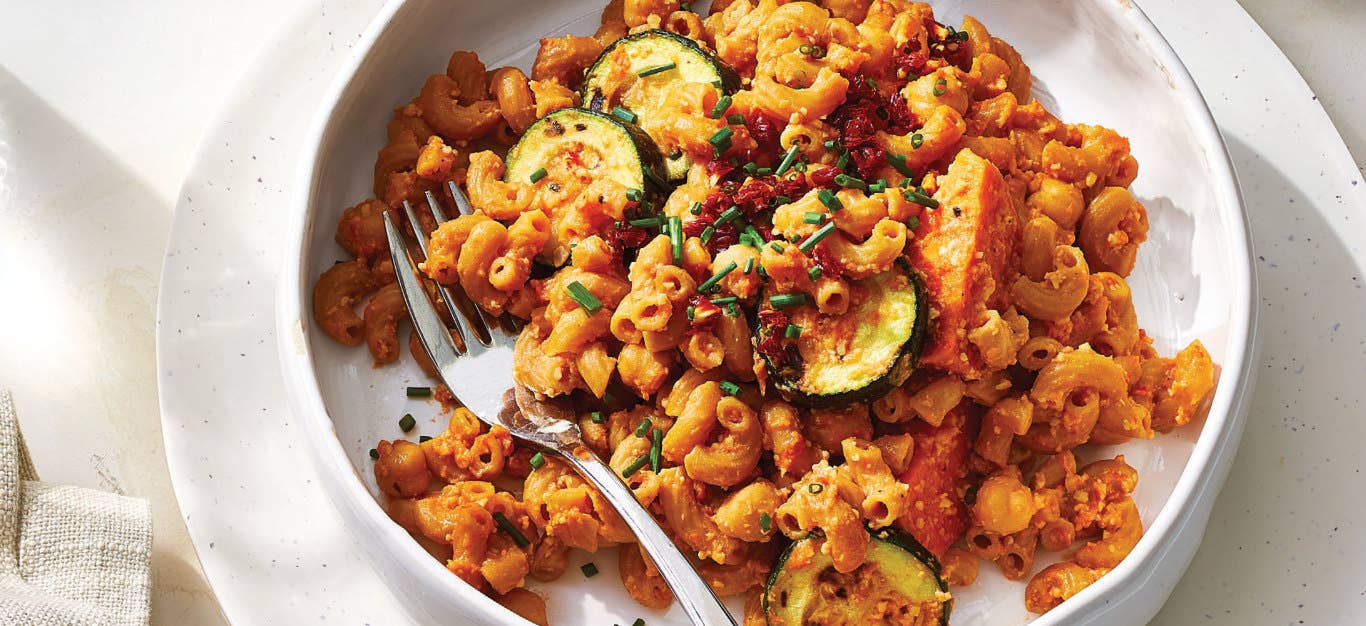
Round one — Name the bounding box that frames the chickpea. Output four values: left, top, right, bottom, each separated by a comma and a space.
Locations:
972, 474, 1035, 535
375, 440, 431, 497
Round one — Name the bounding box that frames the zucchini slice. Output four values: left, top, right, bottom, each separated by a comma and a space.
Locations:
756, 264, 927, 408
504, 107, 669, 196
764, 529, 950, 626
581, 30, 742, 180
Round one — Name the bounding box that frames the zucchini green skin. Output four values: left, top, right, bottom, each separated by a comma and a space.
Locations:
580, 29, 742, 180
503, 107, 670, 196
756, 263, 928, 409
763, 529, 950, 626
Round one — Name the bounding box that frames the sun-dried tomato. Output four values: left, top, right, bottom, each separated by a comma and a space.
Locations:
687, 294, 722, 335
607, 223, 650, 265
809, 165, 841, 188
745, 111, 786, 154
755, 308, 792, 365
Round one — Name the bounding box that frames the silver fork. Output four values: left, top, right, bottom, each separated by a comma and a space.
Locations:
383, 184, 738, 626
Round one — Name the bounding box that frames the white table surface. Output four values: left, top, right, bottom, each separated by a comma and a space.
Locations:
0, 1, 1362, 624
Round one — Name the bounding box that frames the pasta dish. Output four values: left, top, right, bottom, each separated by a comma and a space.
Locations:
310, 0, 1218, 623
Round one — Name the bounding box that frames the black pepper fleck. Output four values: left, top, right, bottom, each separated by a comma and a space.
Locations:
952, 206, 962, 217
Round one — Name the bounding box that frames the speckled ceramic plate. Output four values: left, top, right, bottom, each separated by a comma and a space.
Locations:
275, 1, 1256, 625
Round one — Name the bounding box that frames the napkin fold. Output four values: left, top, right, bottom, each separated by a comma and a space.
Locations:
0, 390, 152, 626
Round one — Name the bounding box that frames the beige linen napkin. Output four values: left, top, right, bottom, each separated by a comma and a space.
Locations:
0, 390, 152, 626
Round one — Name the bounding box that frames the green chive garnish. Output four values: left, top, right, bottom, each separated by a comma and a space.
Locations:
807, 266, 822, 281
686, 304, 696, 321
818, 188, 843, 212
419, 435, 432, 443
629, 216, 663, 228
744, 225, 763, 247
612, 106, 638, 123
634, 417, 653, 438
907, 215, 921, 230
529, 167, 548, 183
626, 187, 644, 202
769, 242, 785, 253
769, 293, 808, 309
709, 95, 732, 119
836, 150, 851, 171
399, 414, 416, 432
799, 221, 836, 252
869, 179, 888, 193
775, 144, 800, 175
529, 452, 545, 469
689, 201, 703, 215
406, 386, 431, 398
700, 225, 715, 243
887, 153, 915, 177
650, 429, 663, 473
834, 174, 867, 190
743, 258, 755, 274
581, 562, 599, 577
669, 216, 683, 266
637, 62, 676, 77
726, 302, 739, 316
566, 281, 603, 313
369, 448, 379, 460
903, 188, 940, 208
709, 127, 734, 152
711, 296, 738, 305
933, 78, 947, 96
716, 206, 742, 225
911, 133, 925, 149
623, 454, 650, 478
803, 211, 825, 225
719, 381, 740, 396
785, 324, 802, 339
823, 139, 839, 150
492, 512, 530, 547
697, 261, 738, 293
632, 619, 646, 626
773, 194, 792, 206
809, 483, 824, 493
590, 410, 606, 423
759, 512, 772, 533
727, 113, 746, 125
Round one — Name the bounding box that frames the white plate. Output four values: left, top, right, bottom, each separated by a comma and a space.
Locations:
157, 0, 1366, 625
277, 1, 1255, 625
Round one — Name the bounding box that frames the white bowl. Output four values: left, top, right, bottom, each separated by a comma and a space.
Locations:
277, 1, 1258, 624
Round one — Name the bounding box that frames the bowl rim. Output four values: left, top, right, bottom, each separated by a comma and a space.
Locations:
274, 0, 1259, 624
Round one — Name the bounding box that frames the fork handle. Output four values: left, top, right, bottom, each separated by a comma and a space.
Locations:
565, 453, 739, 626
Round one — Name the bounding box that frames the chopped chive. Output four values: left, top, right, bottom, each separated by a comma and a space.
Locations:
716, 206, 742, 225
566, 281, 603, 313
628, 216, 663, 228
803, 211, 825, 225
769, 293, 808, 309
406, 386, 432, 398
769, 242, 785, 253
612, 106, 638, 123
775, 144, 801, 175
785, 323, 802, 339
903, 188, 940, 208
590, 410, 606, 423
711, 79, 723, 89
759, 512, 772, 533
669, 216, 684, 266
836, 150, 851, 171
773, 194, 792, 206
911, 133, 925, 149
709, 127, 734, 150
799, 221, 837, 252
809, 483, 824, 493
492, 512, 530, 547
887, 152, 915, 177
529, 167, 548, 183
637, 62, 677, 77
581, 562, 599, 578
757, 263, 769, 278
622, 454, 650, 478
634, 417, 653, 438
700, 225, 715, 243
726, 302, 739, 316
807, 266, 822, 281
719, 381, 741, 396
743, 225, 763, 247
755, 167, 773, 176
900, 178, 913, 188
709, 95, 733, 119
867, 78, 878, 88
369, 448, 379, 460
744, 258, 755, 274
834, 174, 867, 190
689, 201, 703, 215
817, 188, 843, 212
399, 414, 416, 432
632, 619, 646, 626
529, 452, 545, 470
697, 261, 738, 293
680, 1, 691, 9
743, 161, 758, 174
669, 148, 683, 160
823, 139, 839, 150
711, 296, 738, 306
869, 179, 888, 194
419, 435, 432, 443
727, 113, 746, 125
626, 187, 644, 202
686, 305, 696, 321
650, 429, 663, 472
933, 78, 948, 96
799, 43, 813, 55
907, 215, 921, 230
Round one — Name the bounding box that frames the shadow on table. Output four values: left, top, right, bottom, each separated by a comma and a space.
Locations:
1152, 133, 1366, 623
0, 66, 228, 626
